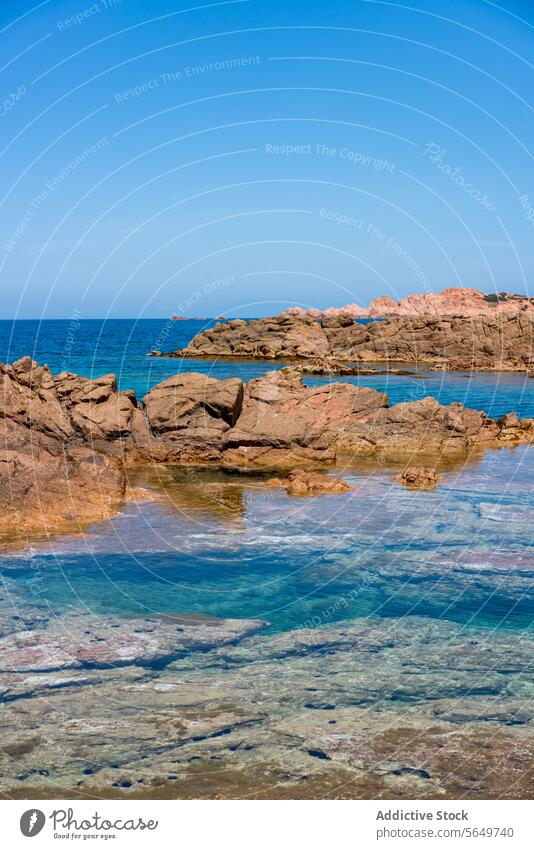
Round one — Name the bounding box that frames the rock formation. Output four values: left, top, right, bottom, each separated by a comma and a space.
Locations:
285, 287, 534, 319
1, 358, 532, 539
266, 470, 353, 495
169, 314, 331, 360
392, 467, 442, 490
171, 312, 534, 371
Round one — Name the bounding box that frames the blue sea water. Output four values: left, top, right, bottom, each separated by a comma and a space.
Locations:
0, 319, 533, 637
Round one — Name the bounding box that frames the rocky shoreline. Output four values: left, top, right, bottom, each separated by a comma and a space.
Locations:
165, 312, 534, 372
1, 353, 533, 800
1, 356, 532, 541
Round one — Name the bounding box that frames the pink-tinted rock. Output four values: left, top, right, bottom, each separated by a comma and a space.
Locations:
223, 370, 387, 468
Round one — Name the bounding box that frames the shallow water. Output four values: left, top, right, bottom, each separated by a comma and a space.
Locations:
2, 447, 533, 635
0, 318, 531, 418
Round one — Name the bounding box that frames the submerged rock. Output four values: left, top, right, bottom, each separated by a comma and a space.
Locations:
392, 467, 442, 490
2, 615, 534, 799
266, 470, 353, 495
0, 614, 266, 676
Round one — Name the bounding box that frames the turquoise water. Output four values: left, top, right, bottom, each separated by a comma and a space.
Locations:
2, 448, 533, 634
0, 318, 532, 418
1, 319, 533, 637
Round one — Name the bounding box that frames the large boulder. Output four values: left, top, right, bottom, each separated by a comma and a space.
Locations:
142, 373, 244, 462
0, 359, 126, 537
179, 314, 331, 359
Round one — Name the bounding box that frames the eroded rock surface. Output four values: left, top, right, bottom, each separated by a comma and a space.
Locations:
173, 312, 534, 371
1, 359, 532, 538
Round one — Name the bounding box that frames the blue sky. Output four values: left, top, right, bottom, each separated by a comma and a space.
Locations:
0, 0, 532, 318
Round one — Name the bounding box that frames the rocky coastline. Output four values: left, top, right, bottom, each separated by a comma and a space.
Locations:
1, 356, 532, 540
165, 312, 534, 372
284, 286, 534, 319
1, 353, 534, 801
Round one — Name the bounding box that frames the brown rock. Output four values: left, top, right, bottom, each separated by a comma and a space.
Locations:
267, 470, 353, 495
177, 314, 331, 359
223, 369, 387, 469
1, 357, 531, 541
324, 313, 534, 370
0, 360, 127, 539
174, 306, 534, 371
142, 373, 244, 462
392, 467, 442, 490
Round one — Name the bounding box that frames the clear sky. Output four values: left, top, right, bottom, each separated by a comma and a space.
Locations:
1, 0, 532, 318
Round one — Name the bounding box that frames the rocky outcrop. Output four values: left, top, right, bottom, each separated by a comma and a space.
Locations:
0, 358, 132, 538
142, 373, 243, 463
266, 470, 353, 495
392, 467, 442, 490
1, 359, 532, 539
285, 287, 534, 319
324, 312, 534, 370
167, 314, 331, 360
172, 312, 534, 371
